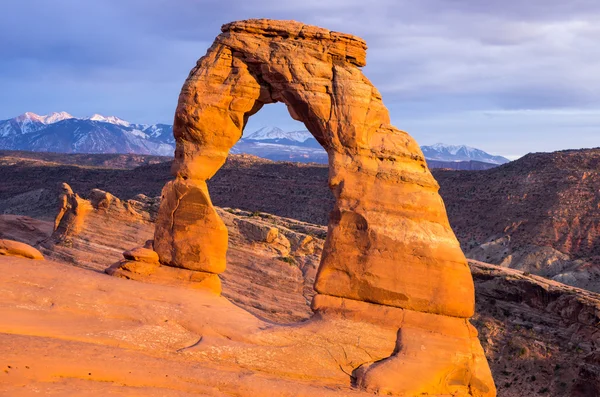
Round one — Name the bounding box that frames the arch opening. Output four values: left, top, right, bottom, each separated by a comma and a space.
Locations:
208, 101, 334, 323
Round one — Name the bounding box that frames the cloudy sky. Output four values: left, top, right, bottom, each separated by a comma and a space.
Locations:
3, 0, 600, 159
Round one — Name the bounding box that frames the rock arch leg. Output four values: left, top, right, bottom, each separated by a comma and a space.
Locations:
153, 42, 269, 289
152, 19, 496, 396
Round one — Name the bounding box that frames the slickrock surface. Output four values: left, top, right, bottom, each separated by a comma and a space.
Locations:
151, 19, 493, 395
0, 214, 53, 245
1, 184, 599, 395
1, 204, 599, 396
0, 256, 388, 397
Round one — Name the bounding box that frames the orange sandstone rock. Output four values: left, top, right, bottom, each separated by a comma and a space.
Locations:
233, 216, 292, 256
42, 185, 155, 271
107, 244, 221, 294
154, 18, 474, 317
123, 247, 159, 263
106, 258, 221, 294
52, 182, 92, 241
152, 18, 495, 396
0, 239, 44, 260
353, 309, 494, 396
313, 294, 495, 396
154, 179, 227, 274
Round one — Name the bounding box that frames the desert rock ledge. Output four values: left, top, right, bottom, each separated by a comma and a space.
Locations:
0, 239, 44, 260
152, 18, 496, 396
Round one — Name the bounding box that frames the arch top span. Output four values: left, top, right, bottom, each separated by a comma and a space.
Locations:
220, 19, 368, 67
171, 18, 391, 182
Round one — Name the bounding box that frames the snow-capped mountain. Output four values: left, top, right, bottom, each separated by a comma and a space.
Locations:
86, 114, 130, 127
0, 112, 174, 156
237, 130, 509, 166
39, 111, 75, 124
231, 126, 325, 162
421, 143, 510, 165
1, 111, 75, 137
0, 114, 510, 168
245, 126, 313, 143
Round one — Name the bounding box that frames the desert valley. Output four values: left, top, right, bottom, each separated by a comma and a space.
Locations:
2, 9, 600, 397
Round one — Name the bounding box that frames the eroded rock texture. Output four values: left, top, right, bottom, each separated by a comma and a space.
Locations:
43, 184, 156, 271
153, 19, 495, 396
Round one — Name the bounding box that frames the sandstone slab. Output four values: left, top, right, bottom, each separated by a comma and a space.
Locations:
313, 294, 494, 396
0, 239, 44, 260
123, 247, 160, 263
106, 259, 221, 294
0, 214, 53, 246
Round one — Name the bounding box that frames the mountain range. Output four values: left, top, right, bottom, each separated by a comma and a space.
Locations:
421, 143, 509, 164
0, 112, 510, 168
0, 112, 174, 156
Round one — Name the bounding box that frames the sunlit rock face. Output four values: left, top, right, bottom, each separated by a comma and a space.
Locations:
153, 18, 496, 396
0, 239, 44, 260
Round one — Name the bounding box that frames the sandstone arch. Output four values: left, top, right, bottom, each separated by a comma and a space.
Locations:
153, 19, 495, 396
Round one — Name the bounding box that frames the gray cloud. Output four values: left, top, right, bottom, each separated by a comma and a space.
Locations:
2, 0, 600, 156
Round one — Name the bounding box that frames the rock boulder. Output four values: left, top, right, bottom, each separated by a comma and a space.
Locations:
0, 239, 44, 260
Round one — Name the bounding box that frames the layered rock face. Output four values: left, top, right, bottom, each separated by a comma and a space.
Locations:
153, 19, 495, 396
42, 183, 156, 271
433, 149, 600, 292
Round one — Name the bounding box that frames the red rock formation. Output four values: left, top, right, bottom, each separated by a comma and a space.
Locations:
53, 182, 92, 239
152, 19, 495, 396
42, 184, 156, 271
0, 239, 44, 260
106, 244, 222, 294
2, 187, 596, 395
